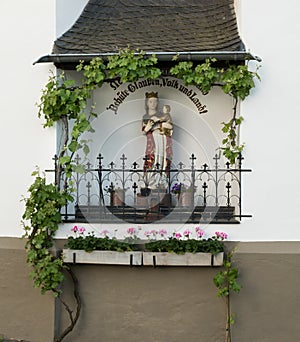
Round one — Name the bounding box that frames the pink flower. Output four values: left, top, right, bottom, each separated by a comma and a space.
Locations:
127, 227, 136, 235
144, 231, 151, 238
183, 229, 191, 237
71, 225, 78, 233
174, 232, 182, 239
221, 232, 228, 240
158, 229, 167, 237
78, 227, 85, 234
101, 229, 109, 236
215, 231, 228, 240
196, 229, 204, 238
150, 229, 157, 235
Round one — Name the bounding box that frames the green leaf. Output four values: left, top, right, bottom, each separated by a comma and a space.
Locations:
73, 164, 86, 174
59, 155, 71, 165
68, 140, 79, 153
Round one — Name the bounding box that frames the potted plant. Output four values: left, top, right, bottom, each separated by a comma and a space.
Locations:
170, 182, 196, 207
106, 184, 126, 206
140, 187, 151, 197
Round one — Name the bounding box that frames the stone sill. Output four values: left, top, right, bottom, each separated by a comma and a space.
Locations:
62, 249, 224, 267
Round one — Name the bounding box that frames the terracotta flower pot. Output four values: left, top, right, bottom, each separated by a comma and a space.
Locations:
178, 191, 194, 207
110, 189, 125, 206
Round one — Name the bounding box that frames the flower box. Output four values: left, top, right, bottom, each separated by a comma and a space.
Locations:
62, 249, 143, 266
62, 250, 223, 267
142, 252, 224, 267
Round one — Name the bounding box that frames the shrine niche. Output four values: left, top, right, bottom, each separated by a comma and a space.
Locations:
52, 74, 252, 225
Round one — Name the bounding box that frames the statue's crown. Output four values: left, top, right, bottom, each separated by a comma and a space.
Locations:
145, 92, 158, 98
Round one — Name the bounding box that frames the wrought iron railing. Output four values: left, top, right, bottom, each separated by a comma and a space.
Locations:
50, 153, 251, 224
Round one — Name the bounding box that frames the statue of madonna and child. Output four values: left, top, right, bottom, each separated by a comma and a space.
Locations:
141, 92, 173, 199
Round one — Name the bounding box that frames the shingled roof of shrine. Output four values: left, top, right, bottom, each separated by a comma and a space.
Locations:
35, 0, 260, 66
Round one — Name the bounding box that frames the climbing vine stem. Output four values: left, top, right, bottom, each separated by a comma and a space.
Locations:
213, 247, 241, 342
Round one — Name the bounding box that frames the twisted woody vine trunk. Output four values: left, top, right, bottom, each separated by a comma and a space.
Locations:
56, 114, 68, 189
54, 268, 81, 342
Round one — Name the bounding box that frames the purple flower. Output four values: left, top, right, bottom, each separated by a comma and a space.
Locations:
101, 229, 109, 236
171, 182, 181, 195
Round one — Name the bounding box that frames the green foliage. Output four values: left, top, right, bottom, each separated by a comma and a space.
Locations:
213, 247, 241, 297
106, 47, 161, 82
38, 70, 98, 180
171, 59, 260, 101
220, 64, 260, 100
22, 170, 73, 295
38, 72, 91, 128
220, 116, 244, 165
145, 237, 224, 255
170, 58, 218, 93
60, 112, 96, 177
169, 61, 193, 82
76, 57, 106, 89
66, 233, 136, 252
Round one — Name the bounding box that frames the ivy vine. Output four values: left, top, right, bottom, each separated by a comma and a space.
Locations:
22, 48, 260, 341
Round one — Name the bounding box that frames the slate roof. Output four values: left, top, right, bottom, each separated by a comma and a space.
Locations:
53, 0, 245, 55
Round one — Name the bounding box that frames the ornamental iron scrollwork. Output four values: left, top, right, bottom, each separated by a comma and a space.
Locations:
53, 153, 251, 224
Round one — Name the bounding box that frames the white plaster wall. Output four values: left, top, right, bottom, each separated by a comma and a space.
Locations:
0, 1, 56, 236
80, 79, 232, 164
235, 0, 300, 241
2, 0, 300, 241
56, 0, 88, 37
